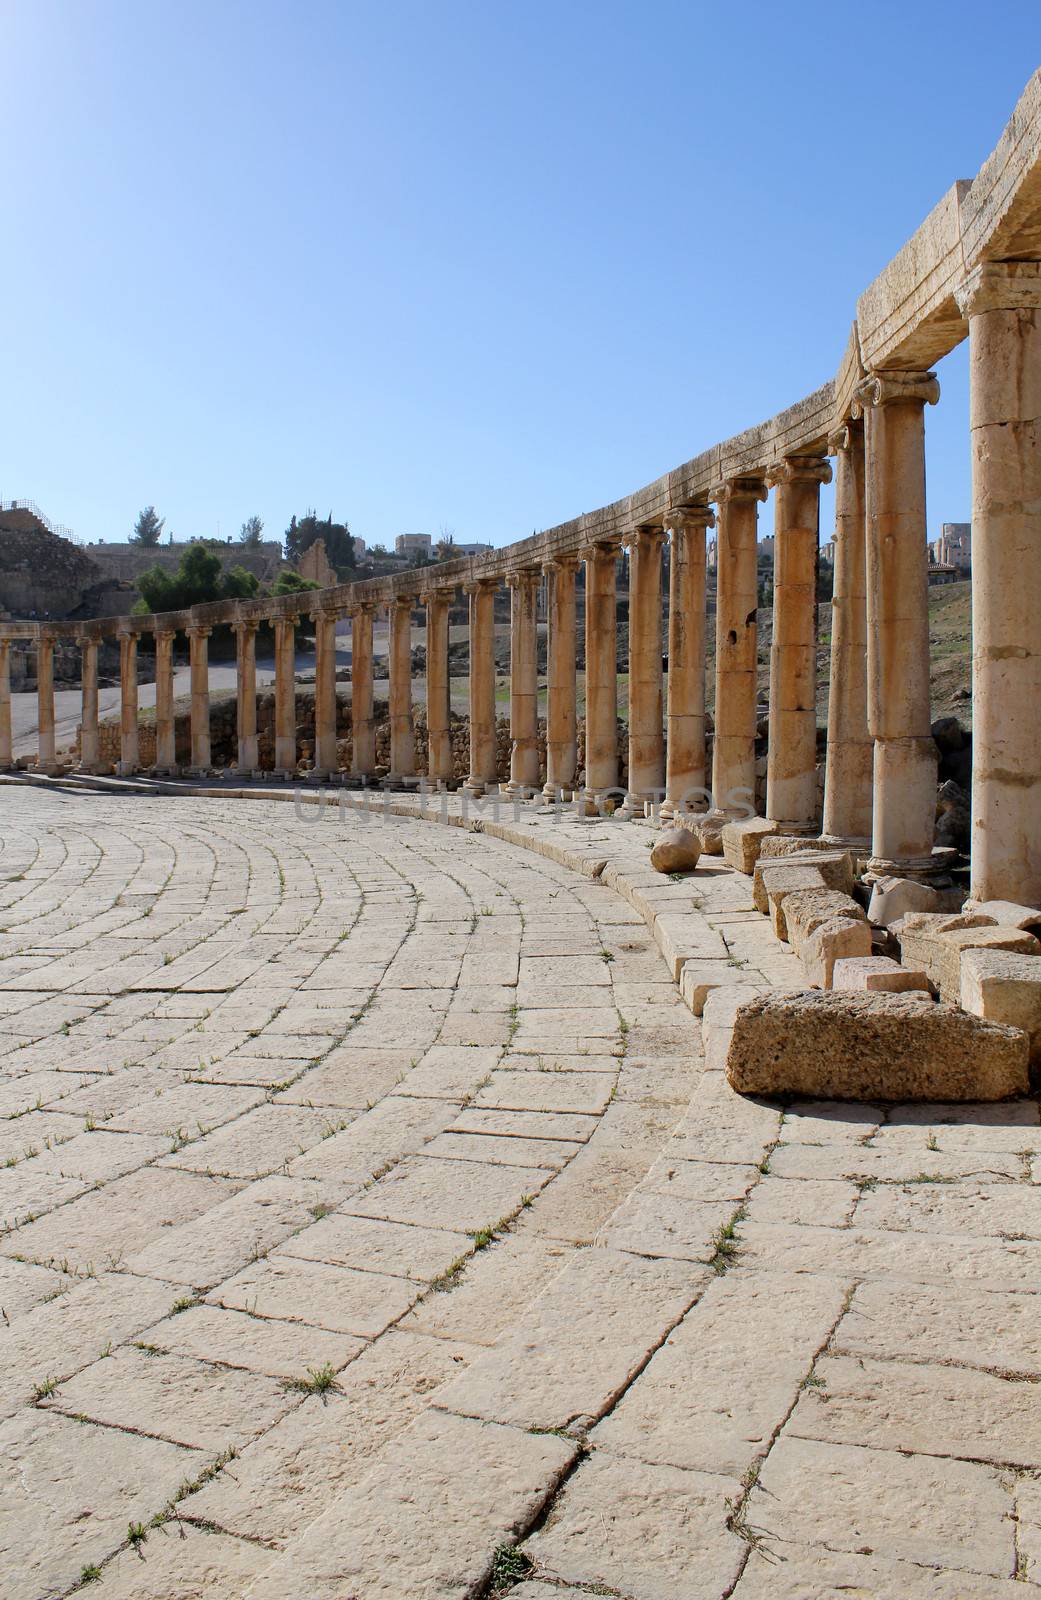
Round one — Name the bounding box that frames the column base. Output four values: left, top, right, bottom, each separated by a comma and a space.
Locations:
863, 847, 959, 885
35, 762, 62, 777
463, 778, 487, 797
186, 767, 211, 779
152, 766, 179, 778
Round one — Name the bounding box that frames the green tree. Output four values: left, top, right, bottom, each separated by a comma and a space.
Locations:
239, 514, 264, 547
131, 505, 165, 546
285, 510, 356, 577
271, 570, 320, 596
135, 543, 259, 615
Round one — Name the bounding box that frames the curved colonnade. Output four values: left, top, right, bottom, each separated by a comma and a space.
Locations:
4, 73, 1041, 906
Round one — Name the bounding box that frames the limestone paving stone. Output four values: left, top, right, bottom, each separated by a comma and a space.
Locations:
473, 1068, 616, 1115
731, 1540, 1029, 1599
82, 1523, 275, 1600
161, 1102, 350, 1179
287, 1093, 458, 1183
599, 1187, 737, 1261
835, 1278, 1041, 1375
740, 1218, 1041, 1293
141, 1301, 365, 1379
281, 1209, 473, 1282
0, 1254, 74, 1321
209, 1252, 420, 1337
348, 1153, 553, 1233
512, 1143, 658, 1244
854, 1180, 1041, 1239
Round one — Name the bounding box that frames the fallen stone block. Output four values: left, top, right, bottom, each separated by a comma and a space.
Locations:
649, 826, 702, 875
758, 836, 855, 862
867, 875, 940, 928
935, 926, 1041, 1003
701, 983, 771, 1070
690, 814, 727, 856
972, 899, 1041, 933
801, 915, 873, 988
762, 865, 828, 940
783, 888, 866, 958
678, 960, 764, 1017
753, 851, 854, 918
893, 911, 997, 988
720, 817, 786, 874
725, 990, 1029, 1101
961, 948, 1041, 1066
833, 955, 932, 993
652, 916, 728, 981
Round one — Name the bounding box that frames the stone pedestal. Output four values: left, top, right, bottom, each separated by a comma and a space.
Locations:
464, 580, 498, 796
349, 606, 375, 778
956, 262, 1041, 906
312, 611, 339, 779
117, 629, 140, 776
273, 616, 298, 778
626, 525, 665, 810
154, 630, 177, 776
0, 641, 12, 770
766, 455, 830, 829
542, 555, 577, 800
506, 568, 540, 796
233, 619, 259, 776
662, 505, 712, 821
388, 599, 415, 780
822, 421, 872, 844
79, 635, 101, 773
36, 630, 58, 775
856, 369, 940, 876
582, 537, 621, 806
422, 591, 452, 785
710, 476, 767, 816
187, 625, 212, 776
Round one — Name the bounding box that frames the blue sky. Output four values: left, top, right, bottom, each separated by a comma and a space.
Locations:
2, 1, 1037, 552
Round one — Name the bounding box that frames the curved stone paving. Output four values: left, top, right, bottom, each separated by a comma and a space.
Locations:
3, 791, 1041, 1598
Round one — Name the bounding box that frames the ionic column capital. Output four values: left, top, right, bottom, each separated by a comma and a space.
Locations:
766, 453, 832, 489
117, 623, 142, 641
541, 550, 580, 576
827, 417, 864, 455
505, 565, 541, 591
625, 522, 665, 551
153, 626, 176, 644
580, 532, 624, 562
231, 617, 259, 636
852, 369, 939, 415
955, 259, 1041, 318
186, 623, 212, 641
663, 503, 715, 533
462, 577, 500, 595
708, 474, 769, 506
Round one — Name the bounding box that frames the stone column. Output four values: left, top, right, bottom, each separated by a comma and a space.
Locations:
422, 590, 453, 785
464, 579, 498, 795
822, 421, 873, 843
36, 629, 58, 775
0, 642, 12, 770
506, 567, 541, 795
710, 476, 767, 814
542, 554, 578, 800
187, 624, 211, 775
154, 629, 177, 775
388, 598, 416, 779
234, 618, 259, 776
349, 605, 375, 777
855, 368, 940, 875
765, 455, 831, 829
582, 537, 621, 806
273, 615, 298, 778
117, 628, 140, 776
79, 634, 101, 774
662, 504, 713, 819
626, 524, 666, 811
312, 609, 339, 779
956, 262, 1041, 904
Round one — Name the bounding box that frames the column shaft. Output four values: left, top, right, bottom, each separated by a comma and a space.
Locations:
388, 600, 415, 778
957, 263, 1041, 903
423, 592, 453, 783
188, 627, 211, 774
582, 540, 620, 799
80, 637, 100, 773
542, 556, 577, 799
154, 631, 177, 774
350, 607, 375, 776
118, 632, 139, 776
312, 612, 338, 778
663, 506, 711, 817
626, 526, 665, 806
766, 457, 830, 828
37, 632, 57, 774
235, 622, 259, 775
274, 617, 297, 776
464, 581, 498, 794
858, 369, 940, 871
506, 569, 540, 793
0, 642, 11, 769
711, 478, 766, 813
822, 423, 872, 841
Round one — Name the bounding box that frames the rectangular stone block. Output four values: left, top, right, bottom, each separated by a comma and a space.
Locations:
961, 947, 1041, 1064
679, 961, 764, 1017
720, 817, 785, 874
935, 926, 1040, 1002
833, 955, 932, 993
974, 899, 1041, 931
652, 916, 728, 981
801, 916, 873, 989
894, 911, 994, 989
783, 888, 865, 958
725, 990, 1029, 1101
753, 851, 854, 921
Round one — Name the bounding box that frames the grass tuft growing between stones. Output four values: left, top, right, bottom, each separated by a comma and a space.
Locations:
708, 1208, 746, 1275
487, 1541, 533, 1593
283, 1362, 338, 1398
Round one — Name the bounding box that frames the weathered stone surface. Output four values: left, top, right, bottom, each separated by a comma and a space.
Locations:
83, 1524, 274, 1600
801, 915, 873, 988
725, 991, 1029, 1100
782, 886, 865, 956
649, 825, 702, 874
732, 1541, 1027, 1599
759, 834, 854, 860
753, 850, 854, 919
721, 816, 784, 873
867, 874, 940, 927
961, 946, 1041, 1063
832, 954, 931, 992
756, 862, 826, 932
700, 982, 770, 1069
835, 1279, 1041, 1376
893, 910, 999, 987
934, 924, 1041, 1002
973, 898, 1041, 931
690, 813, 726, 855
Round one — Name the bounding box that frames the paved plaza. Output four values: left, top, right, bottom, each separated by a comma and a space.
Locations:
0, 788, 1037, 1597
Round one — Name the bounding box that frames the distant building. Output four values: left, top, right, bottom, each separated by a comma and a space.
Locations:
819, 539, 836, 564
352, 536, 367, 560
455, 541, 494, 557
930, 522, 971, 569
394, 533, 433, 557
